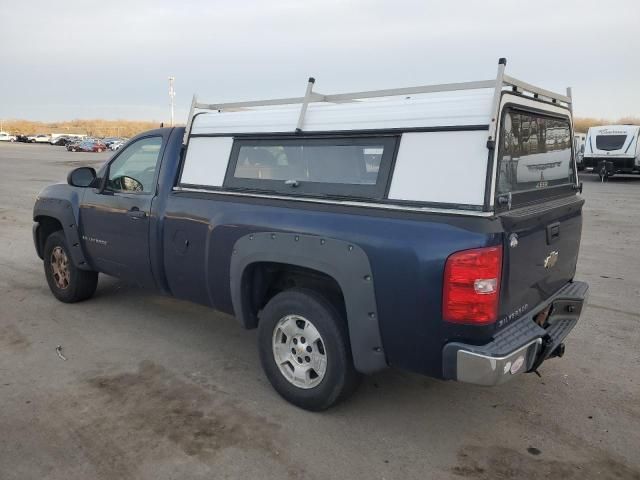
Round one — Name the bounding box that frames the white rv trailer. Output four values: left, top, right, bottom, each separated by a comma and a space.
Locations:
583, 125, 640, 174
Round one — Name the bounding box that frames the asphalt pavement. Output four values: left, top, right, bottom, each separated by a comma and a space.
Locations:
0, 142, 639, 479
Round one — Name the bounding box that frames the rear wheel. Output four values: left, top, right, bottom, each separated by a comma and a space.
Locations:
258, 288, 361, 411
43, 231, 98, 303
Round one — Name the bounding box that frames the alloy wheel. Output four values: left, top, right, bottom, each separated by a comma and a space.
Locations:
50, 246, 70, 290
272, 314, 327, 389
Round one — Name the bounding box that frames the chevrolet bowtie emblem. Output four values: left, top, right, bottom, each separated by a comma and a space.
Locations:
544, 251, 559, 269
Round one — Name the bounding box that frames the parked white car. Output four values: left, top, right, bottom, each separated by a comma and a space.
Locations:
49, 133, 85, 145
109, 140, 127, 151
0, 132, 17, 142
28, 134, 52, 143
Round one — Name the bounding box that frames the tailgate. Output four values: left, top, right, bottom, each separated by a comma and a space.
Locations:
498, 195, 584, 328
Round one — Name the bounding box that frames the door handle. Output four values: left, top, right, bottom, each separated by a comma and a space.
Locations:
127, 207, 146, 220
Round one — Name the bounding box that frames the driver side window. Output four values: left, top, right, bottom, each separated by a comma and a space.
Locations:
107, 136, 162, 193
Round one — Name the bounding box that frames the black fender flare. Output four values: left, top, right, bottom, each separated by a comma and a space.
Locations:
33, 192, 91, 270
230, 232, 386, 374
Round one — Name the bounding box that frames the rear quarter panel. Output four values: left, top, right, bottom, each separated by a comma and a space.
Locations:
161, 193, 502, 377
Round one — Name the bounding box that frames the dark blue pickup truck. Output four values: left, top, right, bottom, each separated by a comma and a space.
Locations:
33, 61, 588, 410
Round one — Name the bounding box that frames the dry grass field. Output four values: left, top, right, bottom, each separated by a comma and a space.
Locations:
2, 116, 637, 139
0, 142, 639, 479
2, 119, 163, 138
573, 116, 639, 132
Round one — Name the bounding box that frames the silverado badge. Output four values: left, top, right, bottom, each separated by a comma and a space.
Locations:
544, 251, 559, 269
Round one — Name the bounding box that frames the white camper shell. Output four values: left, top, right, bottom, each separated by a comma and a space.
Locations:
178, 59, 578, 216
584, 125, 640, 173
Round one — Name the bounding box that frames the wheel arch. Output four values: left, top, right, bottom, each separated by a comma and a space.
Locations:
33, 192, 91, 270
33, 215, 64, 259
230, 232, 386, 374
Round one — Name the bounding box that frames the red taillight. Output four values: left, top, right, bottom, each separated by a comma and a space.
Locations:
443, 245, 502, 325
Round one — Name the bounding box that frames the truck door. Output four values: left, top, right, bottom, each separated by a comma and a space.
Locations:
79, 135, 164, 288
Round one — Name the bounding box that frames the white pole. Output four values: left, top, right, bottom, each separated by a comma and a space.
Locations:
168, 76, 176, 127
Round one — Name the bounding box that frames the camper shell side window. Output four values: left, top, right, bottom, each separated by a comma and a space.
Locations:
223, 136, 398, 200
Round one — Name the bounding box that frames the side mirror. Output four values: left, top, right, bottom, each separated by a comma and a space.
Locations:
67, 167, 97, 187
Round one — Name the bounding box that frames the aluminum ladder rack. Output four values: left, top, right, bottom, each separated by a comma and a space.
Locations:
183, 58, 572, 148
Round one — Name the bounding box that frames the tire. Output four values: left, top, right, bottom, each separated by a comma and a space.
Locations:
43, 231, 98, 303
258, 288, 361, 411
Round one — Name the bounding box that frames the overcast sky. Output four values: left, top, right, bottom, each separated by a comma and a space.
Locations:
1, 0, 639, 123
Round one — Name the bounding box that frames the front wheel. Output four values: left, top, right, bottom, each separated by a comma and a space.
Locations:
258, 288, 361, 411
43, 231, 98, 303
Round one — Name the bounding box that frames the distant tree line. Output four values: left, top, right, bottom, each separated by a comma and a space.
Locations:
574, 116, 639, 133
1, 119, 168, 137
2, 116, 637, 136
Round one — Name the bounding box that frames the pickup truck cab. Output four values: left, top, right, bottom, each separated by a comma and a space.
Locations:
33, 59, 588, 410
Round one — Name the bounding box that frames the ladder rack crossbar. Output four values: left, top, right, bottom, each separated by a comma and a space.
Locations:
193, 79, 496, 112
502, 74, 571, 104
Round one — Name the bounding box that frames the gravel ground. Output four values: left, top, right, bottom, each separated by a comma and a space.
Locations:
0, 141, 639, 480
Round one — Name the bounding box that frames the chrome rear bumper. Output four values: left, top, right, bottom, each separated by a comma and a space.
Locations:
455, 338, 542, 385
442, 281, 588, 386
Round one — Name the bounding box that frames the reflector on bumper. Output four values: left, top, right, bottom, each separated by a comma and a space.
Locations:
455, 338, 542, 385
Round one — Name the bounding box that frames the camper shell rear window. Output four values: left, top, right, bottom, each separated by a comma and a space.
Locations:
496, 107, 575, 206
223, 136, 398, 199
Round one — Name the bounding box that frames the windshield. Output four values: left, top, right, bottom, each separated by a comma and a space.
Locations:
497, 108, 574, 197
